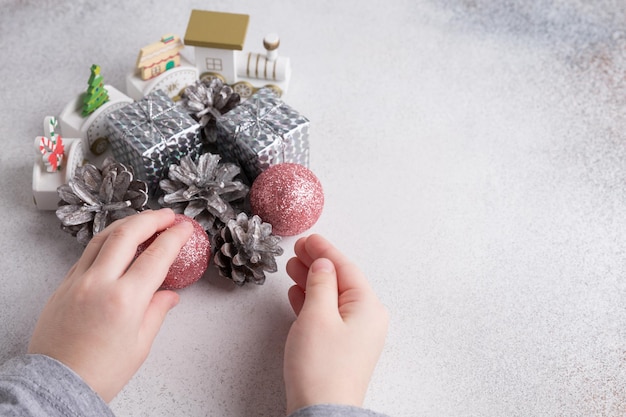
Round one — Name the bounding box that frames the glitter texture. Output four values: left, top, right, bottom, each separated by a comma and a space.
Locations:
249, 163, 323, 236
136, 214, 211, 290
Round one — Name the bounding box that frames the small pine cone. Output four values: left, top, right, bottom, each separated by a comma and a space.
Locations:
56, 157, 148, 245
214, 212, 284, 286
180, 78, 240, 143
158, 153, 249, 238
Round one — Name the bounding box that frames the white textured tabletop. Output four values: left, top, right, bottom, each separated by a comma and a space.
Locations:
2, 1, 626, 416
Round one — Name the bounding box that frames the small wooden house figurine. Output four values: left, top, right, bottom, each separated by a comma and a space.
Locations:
136, 34, 185, 80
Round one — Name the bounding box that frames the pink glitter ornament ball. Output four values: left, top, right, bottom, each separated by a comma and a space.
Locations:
136, 214, 211, 290
249, 163, 324, 236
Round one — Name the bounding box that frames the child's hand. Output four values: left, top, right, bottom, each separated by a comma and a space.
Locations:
28, 209, 193, 402
284, 234, 389, 414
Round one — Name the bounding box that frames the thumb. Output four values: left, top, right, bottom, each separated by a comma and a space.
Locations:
300, 258, 339, 316
140, 290, 180, 346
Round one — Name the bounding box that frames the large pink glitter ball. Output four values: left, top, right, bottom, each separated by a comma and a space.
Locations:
136, 214, 211, 290
249, 163, 324, 236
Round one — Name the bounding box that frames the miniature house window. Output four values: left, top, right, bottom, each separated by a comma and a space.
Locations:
151, 66, 161, 77
205, 58, 223, 71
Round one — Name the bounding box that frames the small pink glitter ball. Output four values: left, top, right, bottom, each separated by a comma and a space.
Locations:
136, 214, 211, 290
250, 163, 324, 236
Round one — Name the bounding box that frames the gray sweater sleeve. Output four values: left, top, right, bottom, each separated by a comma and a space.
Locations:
0, 355, 389, 417
0, 354, 115, 417
287, 404, 390, 417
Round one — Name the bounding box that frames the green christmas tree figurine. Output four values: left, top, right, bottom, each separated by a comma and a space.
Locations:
82, 64, 109, 117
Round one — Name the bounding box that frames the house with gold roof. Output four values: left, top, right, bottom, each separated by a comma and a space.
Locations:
184, 10, 248, 84
184, 10, 291, 97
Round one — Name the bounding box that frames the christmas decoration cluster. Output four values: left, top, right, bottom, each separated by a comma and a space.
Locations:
54, 83, 322, 287
32, 11, 325, 288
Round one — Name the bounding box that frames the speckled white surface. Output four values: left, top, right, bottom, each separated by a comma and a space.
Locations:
2, 1, 626, 416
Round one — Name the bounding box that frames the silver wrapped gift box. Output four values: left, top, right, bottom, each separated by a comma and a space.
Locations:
107, 89, 202, 195
216, 88, 310, 182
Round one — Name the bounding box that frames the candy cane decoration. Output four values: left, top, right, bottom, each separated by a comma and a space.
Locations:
37, 116, 65, 172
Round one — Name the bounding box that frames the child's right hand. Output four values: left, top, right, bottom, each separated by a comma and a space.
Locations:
27, 209, 193, 403
284, 234, 389, 414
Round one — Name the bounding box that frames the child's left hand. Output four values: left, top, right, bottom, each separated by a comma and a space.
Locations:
28, 209, 193, 402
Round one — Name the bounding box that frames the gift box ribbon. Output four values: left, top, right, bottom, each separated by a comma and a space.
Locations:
120, 93, 181, 159
117, 90, 194, 162
232, 93, 287, 161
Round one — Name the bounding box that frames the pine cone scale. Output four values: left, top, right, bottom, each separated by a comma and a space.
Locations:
99, 171, 116, 203
56, 204, 95, 226
93, 211, 108, 235
82, 166, 102, 193
124, 190, 148, 209
101, 201, 131, 211
112, 170, 132, 201
183, 199, 206, 219
57, 184, 83, 205
69, 178, 98, 206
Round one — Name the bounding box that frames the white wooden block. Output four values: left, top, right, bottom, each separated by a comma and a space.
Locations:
59, 85, 133, 156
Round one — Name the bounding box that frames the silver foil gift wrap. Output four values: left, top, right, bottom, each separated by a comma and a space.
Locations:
106, 89, 202, 195
216, 88, 310, 181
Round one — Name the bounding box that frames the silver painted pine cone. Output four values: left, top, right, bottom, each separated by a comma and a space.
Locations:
158, 153, 249, 237
213, 212, 284, 286
180, 78, 240, 143
56, 157, 148, 245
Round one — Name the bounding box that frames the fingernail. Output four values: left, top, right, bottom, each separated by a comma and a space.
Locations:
174, 220, 193, 231
310, 258, 334, 274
